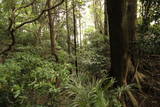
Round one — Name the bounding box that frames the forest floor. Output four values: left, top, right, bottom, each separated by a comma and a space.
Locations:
137, 55, 160, 107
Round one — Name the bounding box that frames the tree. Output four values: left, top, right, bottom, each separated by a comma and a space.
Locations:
65, 0, 71, 54
47, 0, 58, 62
0, 0, 65, 56
107, 0, 129, 85
106, 0, 138, 106
92, 0, 104, 33
104, 0, 109, 36
72, 0, 78, 73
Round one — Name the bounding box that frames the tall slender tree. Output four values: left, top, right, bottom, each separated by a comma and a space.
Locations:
65, 0, 71, 55
72, 0, 78, 73
92, 0, 103, 33
104, 0, 109, 36
78, 5, 82, 47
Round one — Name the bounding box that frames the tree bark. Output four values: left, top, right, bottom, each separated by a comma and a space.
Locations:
106, 0, 138, 106
107, 0, 129, 85
127, 0, 138, 82
79, 7, 82, 47
141, 0, 152, 33
128, 0, 137, 41
47, 0, 58, 62
72, 0, 78, 73
65, 0, 71, 55
104, 0, 109, 36
0, 10, 16, 55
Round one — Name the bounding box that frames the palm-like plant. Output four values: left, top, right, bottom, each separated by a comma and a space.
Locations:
65, 72, 130, 107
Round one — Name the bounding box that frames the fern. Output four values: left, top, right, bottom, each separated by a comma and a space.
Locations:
65, 72, 131, 107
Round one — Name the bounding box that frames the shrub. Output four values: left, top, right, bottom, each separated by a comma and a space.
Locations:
78, 31, 110, 75
0, 52, 70, 106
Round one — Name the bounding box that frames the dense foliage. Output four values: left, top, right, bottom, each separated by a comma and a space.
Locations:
0, 51, 70, 106
0, 0, 159, 106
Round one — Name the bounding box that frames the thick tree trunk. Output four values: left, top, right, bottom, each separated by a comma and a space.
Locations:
106, 0, 138, 106
127, 0, 138, 82
128, 0, 137, 41
47, 0, 58, 62
107, 0, 129, 85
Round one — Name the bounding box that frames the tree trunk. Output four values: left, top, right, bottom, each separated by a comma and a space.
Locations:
106, 0, 138, 106
107, 0, 129, 85
128, 0, 137, 41
47, 0, 58, 62
79, 7, 82, 47
65, 0, 71, 55
141, 0, 152, 33
72, 0, 78, 73
127, 0, 138, 82
0, 9, 16, 56
93, 0, 103, 33
104, 0, 109, 36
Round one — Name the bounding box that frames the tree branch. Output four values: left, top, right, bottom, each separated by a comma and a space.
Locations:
0, 0, 65, 55
0, 19, 15, 55
15, 0, 65, 30
15, 0, 36, 12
